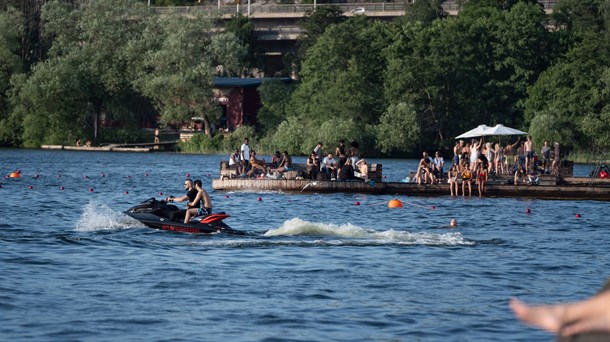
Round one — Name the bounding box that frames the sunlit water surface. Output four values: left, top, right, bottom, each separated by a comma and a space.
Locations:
1, 149, 608, 341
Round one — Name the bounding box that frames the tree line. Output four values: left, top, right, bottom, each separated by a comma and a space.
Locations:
0, 0, 609, 158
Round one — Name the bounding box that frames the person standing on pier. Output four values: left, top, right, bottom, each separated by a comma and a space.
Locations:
240, 138, 250, 173
524, 135, 535, 171
336, 140, 348, 172
552, 142, 561, 175
476, 163, 488, 197
541, 140, 551, 174
154, 128, 160, 150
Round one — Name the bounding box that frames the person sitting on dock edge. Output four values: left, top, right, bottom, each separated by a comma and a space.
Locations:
322, 153, 337, 180
307, 152, 319, 180
247, 150, 266, 178
461, 163, 472, 196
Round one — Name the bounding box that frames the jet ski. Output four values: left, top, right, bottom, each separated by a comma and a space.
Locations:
124, 198, 251, 235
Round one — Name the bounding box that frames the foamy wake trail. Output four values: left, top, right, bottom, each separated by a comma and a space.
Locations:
75, 201, 145, 232
264, 218, 474, 246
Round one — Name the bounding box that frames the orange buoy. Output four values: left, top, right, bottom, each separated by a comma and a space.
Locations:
388, 199, 403, 208
9, 171, 21, 178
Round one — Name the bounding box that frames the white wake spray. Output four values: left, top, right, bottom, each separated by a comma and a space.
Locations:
264, 218, 474, 246
74, 201, 145, 232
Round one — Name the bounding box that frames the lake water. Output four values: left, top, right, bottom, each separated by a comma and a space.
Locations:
1, 149, 609, 341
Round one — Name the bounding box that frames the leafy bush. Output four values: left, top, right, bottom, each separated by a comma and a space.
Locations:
220, 125, 257, 153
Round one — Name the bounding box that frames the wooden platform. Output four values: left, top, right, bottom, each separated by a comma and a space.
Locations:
42, 145, 152, 152
213, 160, 610, 200
212, 178, 610, 201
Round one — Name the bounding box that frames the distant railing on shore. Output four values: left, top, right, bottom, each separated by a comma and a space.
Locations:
153, 0, 560, 17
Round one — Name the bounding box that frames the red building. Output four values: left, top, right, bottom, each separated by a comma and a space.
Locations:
213, 77, 292, 131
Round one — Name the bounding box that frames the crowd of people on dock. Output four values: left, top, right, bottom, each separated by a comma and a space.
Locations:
411, 136, 563, 197
222, 136, 568, 197
228, 138, 370, 182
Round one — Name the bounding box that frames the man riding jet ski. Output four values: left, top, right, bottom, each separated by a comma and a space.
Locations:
124, 197, 250, 235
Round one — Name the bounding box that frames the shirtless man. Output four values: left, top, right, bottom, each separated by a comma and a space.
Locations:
453, 140, 463, 166
184, 179, 212, 223
524, 135, 535, 171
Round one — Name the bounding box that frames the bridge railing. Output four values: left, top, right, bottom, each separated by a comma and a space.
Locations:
153, 1, 559, 17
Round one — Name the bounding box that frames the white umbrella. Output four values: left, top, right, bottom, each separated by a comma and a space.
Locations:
482, 124, 527, 136
455, 125, 491, 139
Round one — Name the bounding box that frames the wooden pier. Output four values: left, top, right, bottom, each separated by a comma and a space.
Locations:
41, 140, 178, 152
213, 162, 610, 201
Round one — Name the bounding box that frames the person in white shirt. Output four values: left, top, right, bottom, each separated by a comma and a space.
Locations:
432, 151, 445, 182
229, 148, 241, 174
321, 153, 337, 180
240, 138, 250, 172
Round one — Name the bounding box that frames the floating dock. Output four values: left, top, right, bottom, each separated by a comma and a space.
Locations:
41, 141, 178, 152
212, 178, 610, 200
213, 163, 610, 201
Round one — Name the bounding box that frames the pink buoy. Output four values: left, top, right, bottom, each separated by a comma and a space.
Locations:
207, 173, 211, 177
186, 173, 190, 178
59, 186, 65, 190
225, 195, 229, 198
28, 185, 33, 190
144, 173, 148, 176
432, 205, 436, 209
159, 192, 163, 196
101, 172, 105, 177
57, 174, 61, 178
83, 175, 88, 179
525, 208, 531, 214
257, 197, 262, 201
88, 188, 94, 192
576, 213, 581, 218
355, 201, 360, 206
124, 191, 129, 195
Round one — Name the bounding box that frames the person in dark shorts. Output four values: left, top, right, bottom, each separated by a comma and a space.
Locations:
165, 179, 199, 222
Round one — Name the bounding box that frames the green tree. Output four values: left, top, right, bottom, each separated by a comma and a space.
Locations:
257, 79, 293, 136
296, 5, 345, 68
402, 0, 447, 24
375, 102, 421, 154
0, 0, 49, 70
129, 10, 246, 138
553, 0, 606, 33
7, 0, 150, 147
291, 17, 391, 125
224, 14, 259, 74
524, 0, 610, 152
0, 7, 24, 145
385, 2, 552, 148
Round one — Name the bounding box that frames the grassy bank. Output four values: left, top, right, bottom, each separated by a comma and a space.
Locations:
566, 150, 610, 164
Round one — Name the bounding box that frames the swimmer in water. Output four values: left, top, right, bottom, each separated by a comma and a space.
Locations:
434, 219, 458, 229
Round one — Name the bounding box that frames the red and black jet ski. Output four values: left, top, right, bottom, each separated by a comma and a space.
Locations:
124, 198, 251, 235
